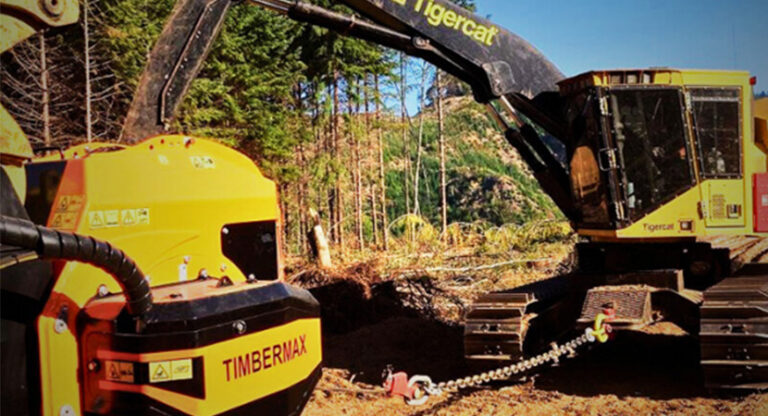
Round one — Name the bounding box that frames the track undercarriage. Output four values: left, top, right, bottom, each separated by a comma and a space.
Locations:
463, 238, 768, 390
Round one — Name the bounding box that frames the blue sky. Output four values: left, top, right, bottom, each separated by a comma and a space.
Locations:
402, 0, 767, 113
476, 0, 767, 91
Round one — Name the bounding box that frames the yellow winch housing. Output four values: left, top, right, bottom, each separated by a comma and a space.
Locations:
18, 135, 322, 416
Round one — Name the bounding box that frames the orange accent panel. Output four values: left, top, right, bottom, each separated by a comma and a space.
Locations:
47, 159, 86, 231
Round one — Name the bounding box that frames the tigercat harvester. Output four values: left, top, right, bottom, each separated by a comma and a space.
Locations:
2, 0, 768, 415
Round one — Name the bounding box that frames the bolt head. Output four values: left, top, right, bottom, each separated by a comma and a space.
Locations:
97, 285, 110, 297
220, 263, 227, 272
87, 360, 100, 372
54, 319, 67, 334
222, 227, 229, 235
183, 256, 191, 264
59, 405, 74, 416
233, 320, 247, 335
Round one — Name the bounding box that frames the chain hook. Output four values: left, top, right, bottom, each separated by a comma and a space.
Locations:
586, 309, 615, 343
406, 375, 437, 406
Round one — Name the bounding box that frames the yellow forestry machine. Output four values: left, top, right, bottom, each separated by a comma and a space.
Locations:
2, 1, 323, 416
1, 0, 767, 415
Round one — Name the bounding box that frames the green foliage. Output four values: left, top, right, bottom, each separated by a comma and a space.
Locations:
384, 99, 559, 227
99, 0, 175, 90
177, 6, 306, 179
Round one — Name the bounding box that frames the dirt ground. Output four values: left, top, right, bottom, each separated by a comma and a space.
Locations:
295, 253, 768, 416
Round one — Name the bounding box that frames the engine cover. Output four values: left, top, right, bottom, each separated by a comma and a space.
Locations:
78, 278, 322, 415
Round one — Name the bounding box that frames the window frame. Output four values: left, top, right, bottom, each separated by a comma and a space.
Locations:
688, 86, 743, 180
605, 85, 697, 221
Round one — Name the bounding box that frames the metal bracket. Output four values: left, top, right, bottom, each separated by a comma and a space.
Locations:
598, 148, 618, 171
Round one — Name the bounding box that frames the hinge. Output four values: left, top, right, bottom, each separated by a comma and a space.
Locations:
599, 96, 609, 116
613, 202, 626, 222
684, 91, 693, 112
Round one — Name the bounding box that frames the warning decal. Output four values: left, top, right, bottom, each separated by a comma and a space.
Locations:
49, 194, 85, 231
88, 208, 150, 229
104, 360, 134, 383
149, 359, 193, 383
105, 210, 119, 227
121, 209, 136, 225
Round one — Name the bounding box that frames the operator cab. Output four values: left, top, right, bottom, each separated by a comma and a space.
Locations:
557, 69, 762, 239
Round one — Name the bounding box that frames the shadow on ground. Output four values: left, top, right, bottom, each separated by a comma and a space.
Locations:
311, 278, 470, 385
535, 330, 707, 399
311, 278, 730, 400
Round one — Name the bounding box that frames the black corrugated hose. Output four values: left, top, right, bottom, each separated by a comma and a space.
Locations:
0, 215, 153, 316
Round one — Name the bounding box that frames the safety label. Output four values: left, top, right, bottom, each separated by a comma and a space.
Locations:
149, 358, 193, 383
190, 156, 215, 169
104, 360, 135, 383
89, 208, 150, 229
50, 194, 85, 230
105, 210, 119, 227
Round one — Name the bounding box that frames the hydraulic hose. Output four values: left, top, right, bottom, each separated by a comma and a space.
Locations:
0, 215, 153, 316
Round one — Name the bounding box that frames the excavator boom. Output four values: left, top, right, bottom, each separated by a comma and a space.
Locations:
123, 0, 564, 141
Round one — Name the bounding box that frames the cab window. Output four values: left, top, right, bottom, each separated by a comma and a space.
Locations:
689, 87, 741, 178
609, 87, 694, 219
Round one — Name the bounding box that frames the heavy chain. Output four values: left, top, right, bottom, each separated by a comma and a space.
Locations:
430, 331, 591, 395
394, 312, 614, 405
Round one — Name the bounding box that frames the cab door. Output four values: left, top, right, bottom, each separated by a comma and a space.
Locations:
688, 87, 745, 228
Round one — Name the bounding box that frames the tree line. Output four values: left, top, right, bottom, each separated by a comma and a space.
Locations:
2, 0, 558, 256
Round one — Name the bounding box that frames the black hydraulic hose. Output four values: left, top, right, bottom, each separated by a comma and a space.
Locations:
0, 215, 153, 316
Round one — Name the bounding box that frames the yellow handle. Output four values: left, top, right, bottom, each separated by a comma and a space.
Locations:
592, 313, 611, 343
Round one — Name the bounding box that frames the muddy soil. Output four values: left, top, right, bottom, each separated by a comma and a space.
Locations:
297, 263, 768, 416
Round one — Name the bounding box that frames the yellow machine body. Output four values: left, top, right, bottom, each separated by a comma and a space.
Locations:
19, 135, 324, 415
560, 69, 768, 240
30, 134, 282, 294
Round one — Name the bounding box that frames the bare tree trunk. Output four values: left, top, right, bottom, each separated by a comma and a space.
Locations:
412, 62, 429, 216
309, 208, 332, 269
297, 83, 309, 253
348, 80, 361, 250
364, 75, 379, 247
83, 0, 93, 142
375, 74, 389, 250
329, 75, 339, 245
400, 53, 410, 215
39, 32, 51, 147
354, 79, 364, 249
332, 70, 344, 253
437, 69, 448, 236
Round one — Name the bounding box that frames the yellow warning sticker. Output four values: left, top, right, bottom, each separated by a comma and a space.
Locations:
104, 210, 119, 227
149, 361, 171, 382
121, 209, 137, 226
51, 212, 78, 229
55, 195, 84, 214
89, 208, 150, 229
104, 360, 134, 383
170, 359, 193, 381
136, 208, 150, 225
50, 194, 85, 230
149, 359, 193, 383
190, 156, 216, 169
88, 211, 105, 229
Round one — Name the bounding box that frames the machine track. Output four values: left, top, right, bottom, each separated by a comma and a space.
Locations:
463, 292, 533, 362
465, 237, 768, 389
463, 274, 584, 364
700, 263, 768, 390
